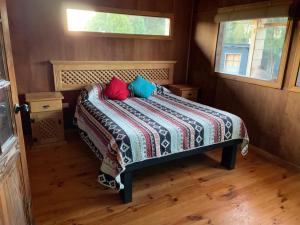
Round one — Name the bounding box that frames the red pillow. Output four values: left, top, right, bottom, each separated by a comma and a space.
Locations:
104, 76, 130, 100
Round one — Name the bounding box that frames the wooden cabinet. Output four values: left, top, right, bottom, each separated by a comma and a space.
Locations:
168, 84, 199, 101
25, 92, 65, 147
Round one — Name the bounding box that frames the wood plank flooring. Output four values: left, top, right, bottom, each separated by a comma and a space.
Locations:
28, 135, 300, 225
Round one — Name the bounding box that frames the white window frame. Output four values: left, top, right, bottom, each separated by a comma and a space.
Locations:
223, 53, 242, 75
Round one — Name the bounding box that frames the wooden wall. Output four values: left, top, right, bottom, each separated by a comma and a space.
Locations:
189, 0, 300, 166
6, 0, 300, 165
6, 0, 194, 128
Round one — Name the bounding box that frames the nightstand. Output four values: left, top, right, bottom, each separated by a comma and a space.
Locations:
168, 84, 199, 101
25, 92, 65, 147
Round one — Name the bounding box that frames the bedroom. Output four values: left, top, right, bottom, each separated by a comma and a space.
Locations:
0, 0, 299, 224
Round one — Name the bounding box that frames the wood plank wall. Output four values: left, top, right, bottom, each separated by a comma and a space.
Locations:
188, 0, 300, 166
6, 0, 300, 166
6, 0, 194, 129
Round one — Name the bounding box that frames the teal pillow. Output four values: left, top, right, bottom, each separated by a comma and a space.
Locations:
129, 76, 156, 98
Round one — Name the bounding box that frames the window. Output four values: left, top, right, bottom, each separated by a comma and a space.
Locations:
65, 7, 172, 39
224, 53, 241, 74
215, 17, 289, 82
214, 1, 292, 88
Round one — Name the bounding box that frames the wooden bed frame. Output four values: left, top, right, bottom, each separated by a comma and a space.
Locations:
51, 60, 243, 203
120, 140, 242, 203
51, 60, 176, 91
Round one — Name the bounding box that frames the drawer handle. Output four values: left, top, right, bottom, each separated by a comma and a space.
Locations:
188, 93, 192, 96
42, 105, 50, 109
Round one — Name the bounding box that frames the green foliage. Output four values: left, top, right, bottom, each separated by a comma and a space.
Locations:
84, 12, 168, 35
261, 26, 286, 74
223, 20, 254, 44
261, 18, 288, 75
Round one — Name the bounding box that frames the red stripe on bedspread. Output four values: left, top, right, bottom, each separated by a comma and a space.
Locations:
78, 106, 109, 145
132, 98, 190, 149
155, 95, 223, 143
77, 106, 119, 161
103, 100, 154, 158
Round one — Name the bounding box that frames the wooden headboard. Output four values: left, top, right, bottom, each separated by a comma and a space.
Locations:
51, 61, 176, 91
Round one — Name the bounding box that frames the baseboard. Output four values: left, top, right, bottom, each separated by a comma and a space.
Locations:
250, 144, 300, 171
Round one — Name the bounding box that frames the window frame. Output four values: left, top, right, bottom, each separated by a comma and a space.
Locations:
214, 19, 293, 89
288, 21, 300, 93
62, 4, 174, 40
223, 53, 242, 75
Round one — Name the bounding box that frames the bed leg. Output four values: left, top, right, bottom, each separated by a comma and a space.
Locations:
120, 171, 133, 204
221, 145, 237, 170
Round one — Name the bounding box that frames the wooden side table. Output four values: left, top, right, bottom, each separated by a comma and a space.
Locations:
168, 84, 199, 101
25, 92, 65, 147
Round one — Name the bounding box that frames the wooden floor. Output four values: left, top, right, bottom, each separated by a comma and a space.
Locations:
28, 134, 300, 225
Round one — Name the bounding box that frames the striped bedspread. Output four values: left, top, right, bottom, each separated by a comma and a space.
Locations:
75, 85, 249, 190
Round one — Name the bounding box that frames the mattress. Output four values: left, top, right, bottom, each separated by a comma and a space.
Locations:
75, 84, 249, 190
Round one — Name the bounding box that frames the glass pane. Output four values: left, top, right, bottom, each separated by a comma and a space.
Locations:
251, 18, 288, 80
66, 8, 171, 36
216, 20, 256, 76
297, 65, 300, 87
215, 17, 288, 81
0, 86, 14, 147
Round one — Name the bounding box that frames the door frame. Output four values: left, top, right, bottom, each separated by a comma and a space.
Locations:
0, 0, 31, 218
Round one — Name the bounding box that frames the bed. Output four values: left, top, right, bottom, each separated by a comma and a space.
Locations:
51, 61, 249, 203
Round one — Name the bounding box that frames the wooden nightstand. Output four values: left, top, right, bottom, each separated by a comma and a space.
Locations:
168, 84, 199, 101
25, 92, 65, 147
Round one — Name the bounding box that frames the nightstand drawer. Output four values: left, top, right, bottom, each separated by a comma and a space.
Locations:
181, 90, 198, 99
30, 100, 62, 113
